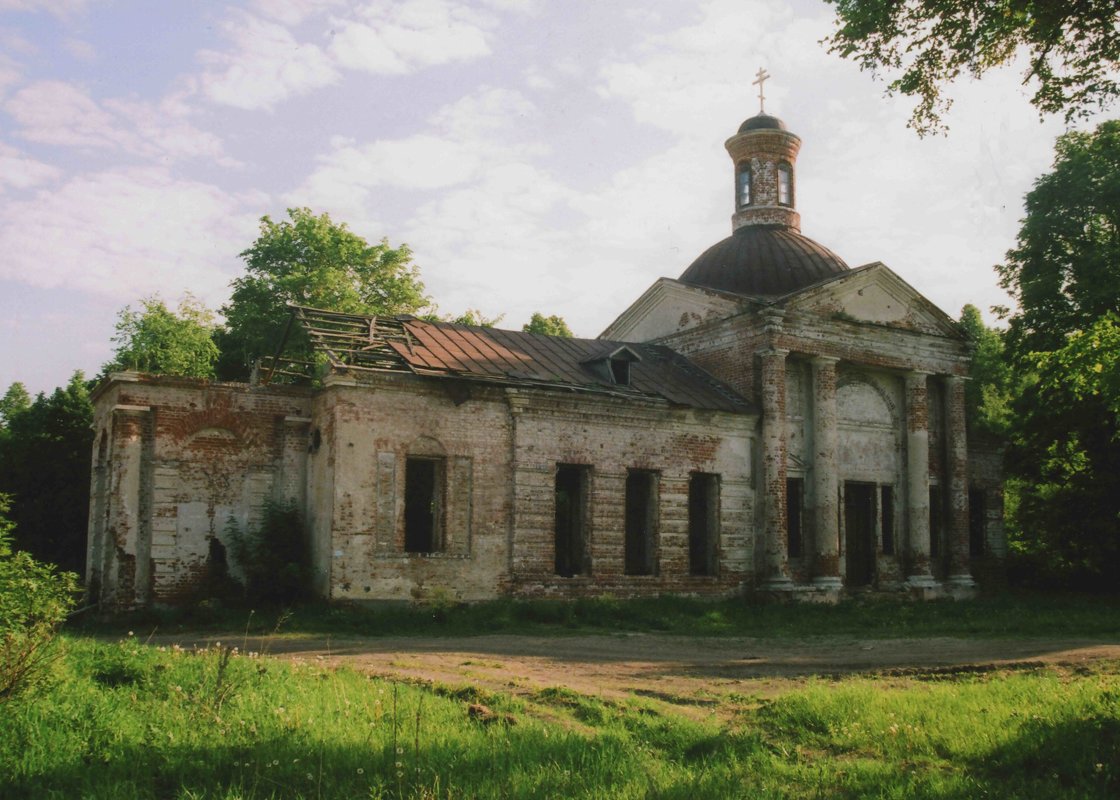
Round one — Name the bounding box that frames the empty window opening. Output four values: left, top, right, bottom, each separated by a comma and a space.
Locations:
610, 357, 631, 386
929, 485, 943, 560
778, 162, 793, 206
555, 464, 590, 577
881, 485, 895, 555
786, 477, 804, 558
969, 488, 986, 557
625, 469, 659, 576
405, 457, 443, 553
737, 163, 752, 207
689, 473, 720, 576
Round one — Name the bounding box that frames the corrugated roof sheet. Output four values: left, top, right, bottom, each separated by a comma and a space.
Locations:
288, 305, 754, 414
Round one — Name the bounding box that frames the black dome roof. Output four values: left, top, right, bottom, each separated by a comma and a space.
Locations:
738, 113, 787, 133
679, 225, 849, 296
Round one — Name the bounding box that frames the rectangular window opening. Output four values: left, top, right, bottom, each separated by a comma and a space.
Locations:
881, 485, 895, 556
625, 469, 659, 576
786, 477, 804, 559
555, 464, 590, 577
689, 472, 720, 576
969, 488, 986, 557
405, 457, 443, 553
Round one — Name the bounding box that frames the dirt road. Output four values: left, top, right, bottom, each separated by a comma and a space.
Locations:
156, 632, 1120, 716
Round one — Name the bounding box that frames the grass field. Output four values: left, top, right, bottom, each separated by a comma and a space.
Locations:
3, 595, 1119, 799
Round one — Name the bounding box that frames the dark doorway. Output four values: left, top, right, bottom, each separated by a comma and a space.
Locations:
688, 473, 719, 576
844, 482, 876, 587
555, 464, 590, 576
405, 457, 442, 553
625, 469, 658, 576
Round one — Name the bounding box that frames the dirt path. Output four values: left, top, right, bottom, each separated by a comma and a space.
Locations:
152, 632, 1120, 717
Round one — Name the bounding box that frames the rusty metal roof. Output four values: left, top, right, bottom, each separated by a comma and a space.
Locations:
679, 224, 849, 297
284, 305, 754, 414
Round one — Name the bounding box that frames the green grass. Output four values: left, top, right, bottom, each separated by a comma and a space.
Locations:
2, 637, 1118, 799
72, 591, 1120, 641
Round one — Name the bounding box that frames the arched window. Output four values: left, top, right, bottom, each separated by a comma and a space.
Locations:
777, 162, 793, 206
736, 163, 752, 208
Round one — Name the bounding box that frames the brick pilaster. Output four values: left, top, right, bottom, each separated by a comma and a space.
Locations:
760, 347, 791, 588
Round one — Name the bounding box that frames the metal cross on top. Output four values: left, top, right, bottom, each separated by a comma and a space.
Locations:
753, 67, 770, 113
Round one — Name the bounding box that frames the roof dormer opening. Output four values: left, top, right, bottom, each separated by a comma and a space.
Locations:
610, 357, 631, 386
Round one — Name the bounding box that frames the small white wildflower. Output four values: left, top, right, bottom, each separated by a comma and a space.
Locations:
357, 768, 364, 775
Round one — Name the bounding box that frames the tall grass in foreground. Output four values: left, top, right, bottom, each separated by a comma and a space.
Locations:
1, 638, 1117, 799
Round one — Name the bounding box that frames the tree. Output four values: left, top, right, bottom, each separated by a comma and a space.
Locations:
825, 0, 1120, 134
522, 312, 573, 337
106, 295, 219, 379
0, 384, 30, 430
218, 208, 429, 379
437, 308, 504, 327
995, 120, 1120, 588
958, 305, 1013, 436
997, 121, 1120, 354
0, 372, 93, 574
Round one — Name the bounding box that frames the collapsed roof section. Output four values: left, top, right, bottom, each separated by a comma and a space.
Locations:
266, 305, 755, 415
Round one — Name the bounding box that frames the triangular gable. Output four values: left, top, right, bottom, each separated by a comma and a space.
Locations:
600, 277, 751, 342
774, 263, 962, 337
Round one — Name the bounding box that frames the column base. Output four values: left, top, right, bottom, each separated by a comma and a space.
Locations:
945, 572, 978, 599
905, 574, 942, 600
762, 575, 796, 591
811, 576, 843, 590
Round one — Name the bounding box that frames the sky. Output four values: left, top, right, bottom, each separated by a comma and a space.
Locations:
0, 0, 1104, 396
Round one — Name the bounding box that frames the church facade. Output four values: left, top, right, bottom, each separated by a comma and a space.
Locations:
86, 109, 1005, 609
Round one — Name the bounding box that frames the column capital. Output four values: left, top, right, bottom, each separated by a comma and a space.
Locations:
760, 346, 789, 359
810, 355, 840, 368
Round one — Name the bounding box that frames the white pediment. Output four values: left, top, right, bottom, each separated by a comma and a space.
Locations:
781, 263, 960, 337
600, 278, 749, 342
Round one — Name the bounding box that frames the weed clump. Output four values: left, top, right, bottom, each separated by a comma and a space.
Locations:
226, 500, 310, 606
0, 493, 78, 703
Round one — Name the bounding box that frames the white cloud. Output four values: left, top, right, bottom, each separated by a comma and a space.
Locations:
288, 86, 543, 222
0, 142, 61, 191
431, 86, 538, 140
197, 9, 339, 110
329, 0, 492, 75
5, 80, 234, 164
0, 167, 265, 303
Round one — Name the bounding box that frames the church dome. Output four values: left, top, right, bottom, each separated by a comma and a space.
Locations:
679, 224, 849, 296
738, 113, 787, 133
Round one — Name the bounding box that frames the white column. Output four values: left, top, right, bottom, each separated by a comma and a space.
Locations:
811, 356, 841, 589
904, 371, 936, 588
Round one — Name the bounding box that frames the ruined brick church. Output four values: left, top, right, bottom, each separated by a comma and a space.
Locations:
86, 106, 1005, 608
